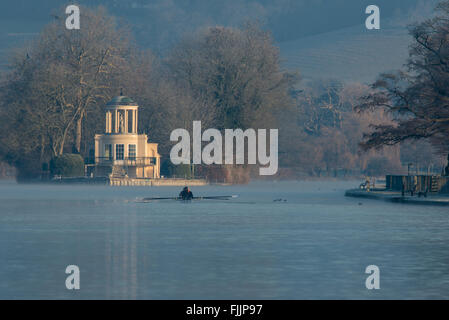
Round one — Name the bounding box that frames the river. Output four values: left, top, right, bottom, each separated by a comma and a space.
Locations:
0, 180, 448, 299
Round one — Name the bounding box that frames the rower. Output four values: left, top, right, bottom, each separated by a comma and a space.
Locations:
179, 186, 194, 200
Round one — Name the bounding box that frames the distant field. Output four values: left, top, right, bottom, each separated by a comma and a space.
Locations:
279, 21, 411, 84
0, 16, 412, 83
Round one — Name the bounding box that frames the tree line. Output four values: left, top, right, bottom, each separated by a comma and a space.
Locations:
0, 4, 447, 181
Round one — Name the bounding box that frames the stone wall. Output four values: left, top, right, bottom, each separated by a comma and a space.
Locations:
109, 177, 207, 186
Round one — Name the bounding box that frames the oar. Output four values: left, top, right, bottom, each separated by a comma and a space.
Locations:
142, 196, 179, 201
142, 195, 238, 201
195, 195, 239, 200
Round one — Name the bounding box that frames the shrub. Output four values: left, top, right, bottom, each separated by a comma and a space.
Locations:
14, 159, 41, 182
161, 160, 193, 178
50, 154, 84, 177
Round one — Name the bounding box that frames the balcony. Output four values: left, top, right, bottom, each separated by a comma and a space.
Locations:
95, 157, 156, 166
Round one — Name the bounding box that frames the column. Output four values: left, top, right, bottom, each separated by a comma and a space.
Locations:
131, 110, 134, 133
115, 110, 118, 133
135, 110, 138, 133
105, 112, 109, 133
109, 112, 112, 133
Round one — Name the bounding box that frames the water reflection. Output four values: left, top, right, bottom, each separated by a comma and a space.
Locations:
105, 210, 138, 299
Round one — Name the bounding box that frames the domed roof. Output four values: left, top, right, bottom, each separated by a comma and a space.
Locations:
106, 96, 137, 106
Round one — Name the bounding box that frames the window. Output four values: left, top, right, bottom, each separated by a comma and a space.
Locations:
111, 112, 116, 133
128, 110, 133, 133
116, 144, 124, 160
104, 144, 112, 160
128, 144, 136, 160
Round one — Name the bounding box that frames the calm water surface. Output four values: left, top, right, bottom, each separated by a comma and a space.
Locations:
0, 180, 448, 299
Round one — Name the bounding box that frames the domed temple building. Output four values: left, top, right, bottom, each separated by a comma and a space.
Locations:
94, 96, 161, 179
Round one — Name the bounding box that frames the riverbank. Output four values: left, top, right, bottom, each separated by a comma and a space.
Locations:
345, 188, 449, 206
47, 176, 208, 186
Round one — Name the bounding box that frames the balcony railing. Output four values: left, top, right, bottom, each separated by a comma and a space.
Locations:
95, 157, 156, 166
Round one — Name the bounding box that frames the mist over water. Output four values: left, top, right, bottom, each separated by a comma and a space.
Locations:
1, 180, 448, 299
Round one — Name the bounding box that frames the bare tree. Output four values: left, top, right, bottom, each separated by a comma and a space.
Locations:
33, 6, 135, 154
166, 22, 296, 130
357, 1, 449, 159
0, 6, 148, 178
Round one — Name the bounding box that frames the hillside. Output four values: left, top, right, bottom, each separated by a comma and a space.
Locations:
279, 21, 411, 84
0, 0, 434, 82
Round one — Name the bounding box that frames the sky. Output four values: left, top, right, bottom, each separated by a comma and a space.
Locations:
0, 0, 441, 82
